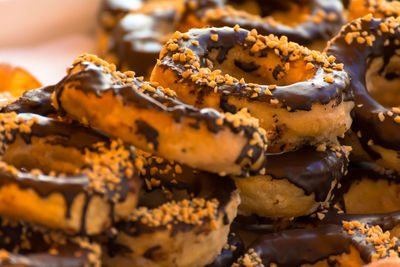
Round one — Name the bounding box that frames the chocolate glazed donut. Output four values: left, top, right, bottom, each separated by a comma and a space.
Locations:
54, 54, 267, 176
326, 16, 400, 173
151, 27, 353, 152
233, 221, 400, 266
233, 144, 349, 218
180, 0, 345, 49
103, 152, 240, 267
0, 112, 141, 235
348, 0, 400, 22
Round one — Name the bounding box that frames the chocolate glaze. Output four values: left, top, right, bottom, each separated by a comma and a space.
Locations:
207, 231, 244, 267
54, 60, 266, 175
326, 18, 400, 154
0, 86, 56, 116
261, 145, 348, 202
332, 162, 400, 211
0, 113, 140, 234
240, 224, 383, 266
110, 7, 179, 77
0, 217, 98, 267
158, 27, 350, 112
182, 0, 345, 46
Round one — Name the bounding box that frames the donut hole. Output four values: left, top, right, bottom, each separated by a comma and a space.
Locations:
2, 135, 85, 175
208, 47, 316, 86
226, 0, 310, 26
366, 55, 400, 108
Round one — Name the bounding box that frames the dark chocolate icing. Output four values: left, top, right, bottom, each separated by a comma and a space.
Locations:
326, 17, 400, 154
158, 27, 350, 112
0, 86, 56, 116
182, 0, 345, 46
262, 145, 348, 202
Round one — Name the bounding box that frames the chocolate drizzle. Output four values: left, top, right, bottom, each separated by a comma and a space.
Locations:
0, 86, 56, 116
158, 27, 350, 112
263, 145, 348, 202
326, 17, 400, 153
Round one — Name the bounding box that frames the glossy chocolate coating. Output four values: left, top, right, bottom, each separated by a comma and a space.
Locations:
326, 18, 400, 155
263, 145, 348, 202
241, 224, 382, 266
183, 0, 345, 46
158, 27, 350, 112
0, 86, 56, 116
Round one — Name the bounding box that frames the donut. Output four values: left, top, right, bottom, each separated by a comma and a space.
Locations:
334, 162, 400, 215
234, 144, 350, 218
0, 63, 41, 106
151, 27, 353, 152
0, 217, 101, 267
103, 157, 240, 267
1, 85, 56, 116
101, 0, 184, 77
0, 112, 141, 235
348, 0, 400, 22
53, 54, 267, 176
233, 221, 400, 266
180, 0, 345, 50
326, 16, 400, 173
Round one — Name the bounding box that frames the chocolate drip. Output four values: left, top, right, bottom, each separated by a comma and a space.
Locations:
159, 27, 350, 111
1, 86, 56, 116
263, 145, 347, 201
135, 120, 159, 150
234, 60, 260, 72
326, 18, 400, 153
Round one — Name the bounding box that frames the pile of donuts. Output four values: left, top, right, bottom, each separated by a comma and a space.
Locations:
0, 0, 400, 266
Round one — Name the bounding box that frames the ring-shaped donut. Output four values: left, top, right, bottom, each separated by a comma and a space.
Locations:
326, 16, 400, 173
0, 112, 141, 235
180, 0, 345, 50
234, 144, 349, 218
151, 27, 353, 152
103, 154, 240, 267
53, 54, 267, 176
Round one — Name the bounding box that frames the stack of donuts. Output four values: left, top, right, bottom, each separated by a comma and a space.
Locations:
0, 0, 400, 266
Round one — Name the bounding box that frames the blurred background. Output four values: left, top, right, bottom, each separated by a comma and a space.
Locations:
0, 0, 102, 84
